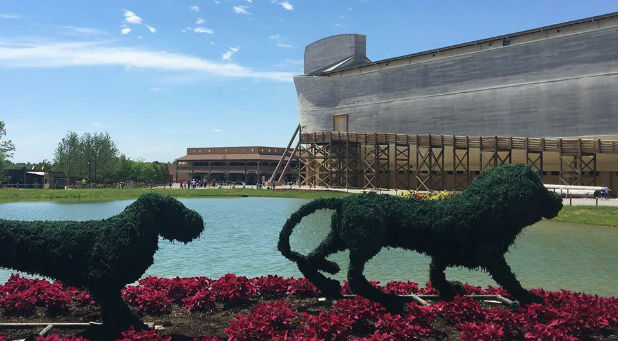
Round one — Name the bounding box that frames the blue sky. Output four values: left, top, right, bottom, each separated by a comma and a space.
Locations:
1, 1, 616, 162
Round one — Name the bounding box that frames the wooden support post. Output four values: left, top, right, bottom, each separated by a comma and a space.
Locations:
362, 135, 378, 189
269, 125, 300, 184
453, 135, 470, 190
395, 139, 411, 190
277, 140, 301, 184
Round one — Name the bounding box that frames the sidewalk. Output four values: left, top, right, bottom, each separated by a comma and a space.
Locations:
561, 197, 618, 207
161, 184, 618, 207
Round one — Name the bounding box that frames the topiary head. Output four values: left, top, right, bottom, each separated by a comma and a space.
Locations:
133, 193, 204, 243
511, 165, 563, 220
465, 164, 562, 225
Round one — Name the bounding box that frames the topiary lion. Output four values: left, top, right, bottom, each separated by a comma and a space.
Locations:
0, 193, 204, 333
279, 164, 563, 312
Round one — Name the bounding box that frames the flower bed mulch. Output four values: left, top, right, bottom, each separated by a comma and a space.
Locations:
1, 274, 617, 341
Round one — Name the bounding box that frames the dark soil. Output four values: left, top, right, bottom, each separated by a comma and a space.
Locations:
1, 298, 617, 341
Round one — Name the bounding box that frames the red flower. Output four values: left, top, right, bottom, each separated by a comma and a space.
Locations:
37, 335, 89, 341
116, 327, 171, 341
457, 322, 504, 341
225, 301, 298, 341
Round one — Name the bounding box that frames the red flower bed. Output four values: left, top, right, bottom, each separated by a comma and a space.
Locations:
117, 328, 171, 341
439, 296, 486, 323
0, 274, 75, 315
225, 301, 298, 341
36, 336, 89, 341
1, 274, 617, 341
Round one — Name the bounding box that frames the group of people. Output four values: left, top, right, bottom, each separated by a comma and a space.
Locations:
179, 179, 213, 189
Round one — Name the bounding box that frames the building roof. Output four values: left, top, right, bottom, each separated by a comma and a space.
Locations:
175, 153, 289, 162
175, 145, 296, 162
317, 11, 618, 76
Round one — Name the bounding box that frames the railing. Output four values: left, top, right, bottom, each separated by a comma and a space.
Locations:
301, 132, 618, 155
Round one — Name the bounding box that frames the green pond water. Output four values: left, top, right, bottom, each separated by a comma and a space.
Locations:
0, 197, 616, 297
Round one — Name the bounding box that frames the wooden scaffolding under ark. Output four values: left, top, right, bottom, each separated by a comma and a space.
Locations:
297, 132, 618, 191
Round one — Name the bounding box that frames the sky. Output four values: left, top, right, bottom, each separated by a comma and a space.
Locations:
1, 1, 616, 163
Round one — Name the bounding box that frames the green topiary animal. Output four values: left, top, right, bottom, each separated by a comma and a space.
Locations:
279, 164, 563, 312
0, 193, 204, 333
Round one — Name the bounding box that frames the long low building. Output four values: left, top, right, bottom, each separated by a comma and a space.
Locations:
171, 146, 297, 184
291, 12, 618, 191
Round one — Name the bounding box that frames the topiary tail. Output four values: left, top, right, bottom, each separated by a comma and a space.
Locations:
277, 198, 342, 263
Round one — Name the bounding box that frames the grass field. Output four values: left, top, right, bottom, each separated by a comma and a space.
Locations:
0, 188, 350, 202
0, 188, 615, 226
551, 205, 617, 227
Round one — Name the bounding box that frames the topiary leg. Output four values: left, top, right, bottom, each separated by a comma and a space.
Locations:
348, 249, 405, 313
485, 257, 544, 305
93, 289, 148, 334
307, 230, 345, 274
430, 258, 465, 301
296, 257, 343, 298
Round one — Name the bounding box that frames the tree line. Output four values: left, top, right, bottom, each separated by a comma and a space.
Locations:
53, 131, 170, 184
0, 122, 171, 184
0, 121, 16, 178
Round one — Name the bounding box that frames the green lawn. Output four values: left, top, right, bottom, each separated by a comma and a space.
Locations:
0, 188, 350, 202
551, 205, 617, 227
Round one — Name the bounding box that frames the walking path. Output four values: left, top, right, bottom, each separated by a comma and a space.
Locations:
163, 183, 618, 207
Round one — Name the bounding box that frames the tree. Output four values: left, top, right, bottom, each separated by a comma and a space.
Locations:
53, 131, 119, 182
0, 121, 16, 181
114, 154, 134, 182
94, 132, 119, 182
53, 131, 80, 178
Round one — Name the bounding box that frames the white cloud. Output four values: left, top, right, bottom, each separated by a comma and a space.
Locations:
58, 26, 105, 35
123, 10, 142, 24
213, 0, 221, 4
190, 5, 200, 12
233, 6, 251, 15
195, 17, 205, 24
149, 87, 171, 92
0, 13, 22, 19
279, 1, 293, 10
269, 34, 293, 48
210, 128, 223, 133
146, 25, 156, 33
194, 27, 214, 34
121, 27, 132, 35
0, 39, 292, 82
91, 122, 103, 127
221, 46, 239, 60
284, 58, 302, 65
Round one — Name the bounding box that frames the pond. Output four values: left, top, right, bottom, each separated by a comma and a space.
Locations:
0, 197, 616, 297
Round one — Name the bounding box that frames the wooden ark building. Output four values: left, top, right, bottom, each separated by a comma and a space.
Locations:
171, 146, 297, 184
289, 12, 618, 191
